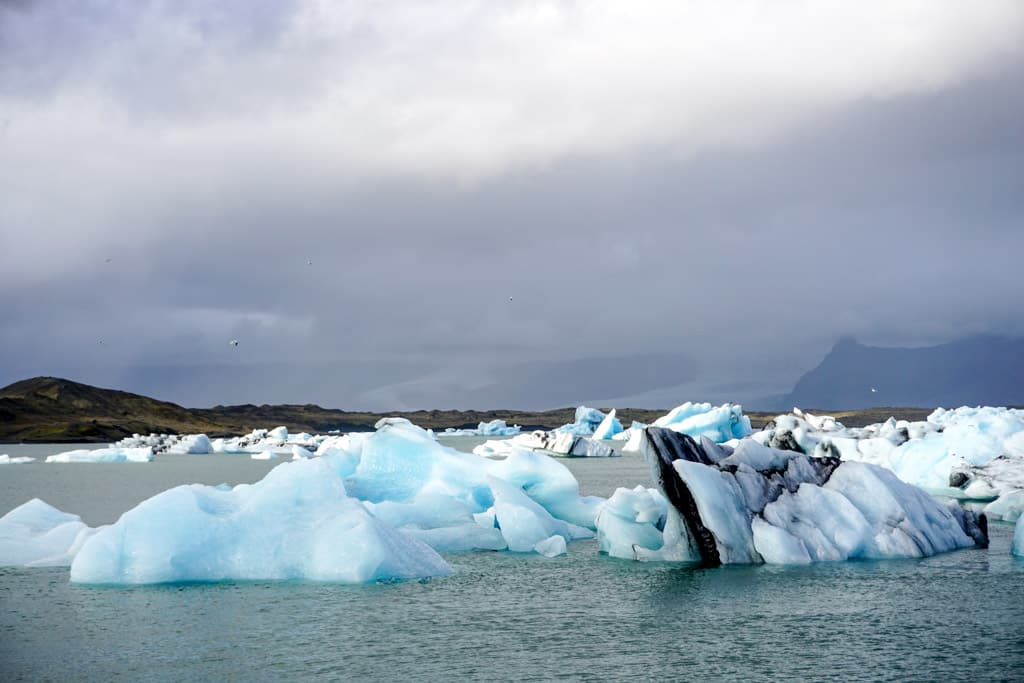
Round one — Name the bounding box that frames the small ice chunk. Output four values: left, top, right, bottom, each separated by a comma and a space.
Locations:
251, 451, 278, 460
534, 535, 567, 557
0, 454, 35, 464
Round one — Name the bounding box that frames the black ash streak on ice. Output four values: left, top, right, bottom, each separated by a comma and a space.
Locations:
641, 427, 989, 565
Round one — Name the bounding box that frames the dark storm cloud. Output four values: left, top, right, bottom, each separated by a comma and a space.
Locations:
1, 2, 1023, 409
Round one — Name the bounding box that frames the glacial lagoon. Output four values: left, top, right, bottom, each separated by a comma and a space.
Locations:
1, 438, 1022, 681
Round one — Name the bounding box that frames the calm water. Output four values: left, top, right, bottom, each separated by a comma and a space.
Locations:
2, 440, 1023, 681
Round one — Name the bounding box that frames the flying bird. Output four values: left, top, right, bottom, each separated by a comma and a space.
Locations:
870, 387, 878, 393
229, 339, 239, 347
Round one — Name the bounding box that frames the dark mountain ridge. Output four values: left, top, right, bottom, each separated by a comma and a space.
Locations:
782, 335, 1024, 410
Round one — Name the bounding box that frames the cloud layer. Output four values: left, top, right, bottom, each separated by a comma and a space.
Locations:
2, 1, 1023, 408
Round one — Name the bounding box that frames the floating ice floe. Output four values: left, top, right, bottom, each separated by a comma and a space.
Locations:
0, 499, 101, 566
250, 451, 278, 460
620, 402, 751, 452
2, 418, 601, 583
595, 427, 987, 565
0, 454, 35, 464
753, 407, 1024, 520
45, 447, 153, 463
442, 419, 521, 437
510, 431, 617, 458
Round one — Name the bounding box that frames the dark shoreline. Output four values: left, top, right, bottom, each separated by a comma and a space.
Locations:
0, 376, 942, 443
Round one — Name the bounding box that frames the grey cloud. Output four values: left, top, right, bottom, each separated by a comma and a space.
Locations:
1, 4, 1023, 409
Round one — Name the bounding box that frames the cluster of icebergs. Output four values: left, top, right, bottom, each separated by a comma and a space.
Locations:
1, 419, 602, 583
2, 402, 1022, 584
752, 407, 1024, 523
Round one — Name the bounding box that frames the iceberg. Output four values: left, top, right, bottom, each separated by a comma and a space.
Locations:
45, 447, 153, 463
112, 433, 214, 454
599, 427, 987, 565
442, 419, 521, 437
0, 454, 35, 464
592, 409, 624, 440
556, 406, 613, 436
1014, 517, 1024, 557
0, 499, 100, 566
70, 458, 453, 584
754, 407, 1024, 520
510, 430, 617, 457
621, 402, 751, 452
250, 450, 279, 460
211, 427, 326, 455
595, 486, 669, 560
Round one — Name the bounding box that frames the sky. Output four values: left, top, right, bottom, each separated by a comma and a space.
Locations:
1, 1, 1023, 410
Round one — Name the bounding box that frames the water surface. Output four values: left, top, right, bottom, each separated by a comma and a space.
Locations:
1, 440, 1022, 681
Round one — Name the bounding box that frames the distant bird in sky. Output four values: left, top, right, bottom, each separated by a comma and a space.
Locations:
508, 296, 513, 302
870, 387, 878, 393
307, 259, 313, 266
98, 340, 105, 345
105, 257, 111, 263
229, 339, 239, 347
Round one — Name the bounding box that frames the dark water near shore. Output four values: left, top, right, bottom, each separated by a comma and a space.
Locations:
2, 440, 1023, 681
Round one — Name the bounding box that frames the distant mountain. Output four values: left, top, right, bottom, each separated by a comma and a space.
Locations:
781, 335, 1024, 410
0, 377, 231, 442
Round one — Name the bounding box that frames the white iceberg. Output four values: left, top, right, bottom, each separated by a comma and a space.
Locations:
211, 427, 325, 455
250, 450, 278, 460
592, 409, 624, 440
510, 430, 617, 457
596, 427, 986, 565
754, 406, 1024, 520
0, 454, 35, 464
472, 439, 516, 458
112, 433, 214, 454
0, 499, 100, 566
534, 535, 568, 558
45, 447, 153, 463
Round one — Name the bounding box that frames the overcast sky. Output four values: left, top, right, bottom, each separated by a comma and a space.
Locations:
1, 1, 1023, 410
